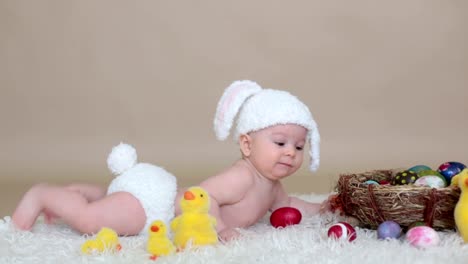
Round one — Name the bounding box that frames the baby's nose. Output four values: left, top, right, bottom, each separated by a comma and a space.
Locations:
285, 145, 296, 156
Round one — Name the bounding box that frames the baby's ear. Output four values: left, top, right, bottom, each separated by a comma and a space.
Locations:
239, 134, 252, 157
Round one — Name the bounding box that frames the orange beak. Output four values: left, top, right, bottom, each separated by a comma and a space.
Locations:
464, 177, 468, 187
151, 225, 159, 233
184, 191, 195, 200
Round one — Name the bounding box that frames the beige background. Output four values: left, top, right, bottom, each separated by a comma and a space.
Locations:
1, 1, 467, 217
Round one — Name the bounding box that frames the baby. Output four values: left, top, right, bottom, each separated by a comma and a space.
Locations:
12, 80, 328, 241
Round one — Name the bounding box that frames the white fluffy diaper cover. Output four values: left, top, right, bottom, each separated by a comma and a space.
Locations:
106, 143, 177, 235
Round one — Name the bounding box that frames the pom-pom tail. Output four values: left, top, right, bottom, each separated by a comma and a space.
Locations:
107, 142, 138, 176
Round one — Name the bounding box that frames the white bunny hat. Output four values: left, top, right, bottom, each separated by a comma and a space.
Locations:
213, 80, 321, 172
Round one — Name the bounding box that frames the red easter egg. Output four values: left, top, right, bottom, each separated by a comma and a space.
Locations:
379, 180, 390, 185
327, 222, 357, 242
270, 207, 302, 228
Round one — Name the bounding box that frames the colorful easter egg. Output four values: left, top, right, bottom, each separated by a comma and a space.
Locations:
438, 162, 466, 183
408, 221, 427, 230
270, 207, 302, 228
414, 176, 446, 188
327, 222, 357, 242
408, 165, 432, 174
379, 180, 391, 185
392, 170, 419, 185
377, 221, 402, 240
451, 161, 467, 169
364, 180, 379, 185
417, 170, 447, 185
406, 226, 440, 249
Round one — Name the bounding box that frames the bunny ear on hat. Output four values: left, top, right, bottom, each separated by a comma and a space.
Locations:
214, 80, 321, 172
214, 80, 262, 140
308, 123, 320, 172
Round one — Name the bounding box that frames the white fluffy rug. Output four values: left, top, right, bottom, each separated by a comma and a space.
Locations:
2, 194, 468, 264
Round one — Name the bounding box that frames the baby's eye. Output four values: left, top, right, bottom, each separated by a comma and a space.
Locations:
296, 146, 304, 151
275, 142, 285, 147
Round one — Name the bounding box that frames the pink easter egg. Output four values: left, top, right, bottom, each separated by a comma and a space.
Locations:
406, 226, 440, 248
327, 222, 357, 242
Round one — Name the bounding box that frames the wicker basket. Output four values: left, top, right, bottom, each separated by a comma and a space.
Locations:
334, 169, 460, 230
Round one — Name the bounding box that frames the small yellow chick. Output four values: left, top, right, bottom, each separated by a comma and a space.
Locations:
171, 186, 218, 249
81, 227, 122, 254
452, 171, 463, 187
147, 220, 175, 260
454, 169, 468, 243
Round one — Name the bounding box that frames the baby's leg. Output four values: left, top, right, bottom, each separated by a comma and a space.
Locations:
13, 183, 54, 230
64, 183, 107, 202
65, 191, 146, 235
13, 184, 146, 235
13, 183, 104, 229
44, 184, 107, 224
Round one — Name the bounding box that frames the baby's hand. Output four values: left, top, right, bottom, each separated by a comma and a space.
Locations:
319, 199, 331, 214
320, 194, 343, 214
320, 194, 361, 226
218, 228, 241, 243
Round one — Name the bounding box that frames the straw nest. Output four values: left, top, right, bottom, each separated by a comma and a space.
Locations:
333, 169, 460, 230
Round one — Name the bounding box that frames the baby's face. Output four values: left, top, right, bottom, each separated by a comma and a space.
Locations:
247, 124, 307, 181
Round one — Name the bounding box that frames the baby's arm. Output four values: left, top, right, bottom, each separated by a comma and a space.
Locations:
199, 193, 225, 231
271, 185, 360, 226
289, 197, 321, 215
199, 167, 254, 241
271, 183, 324, 215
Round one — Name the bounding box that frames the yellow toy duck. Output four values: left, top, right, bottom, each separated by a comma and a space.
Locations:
454, 169, 468, 243
147, 220, 176, 260
170, 186, 218, 249
81, 227, 122, 254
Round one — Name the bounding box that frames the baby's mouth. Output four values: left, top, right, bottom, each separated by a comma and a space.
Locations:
278, 162, 292, 168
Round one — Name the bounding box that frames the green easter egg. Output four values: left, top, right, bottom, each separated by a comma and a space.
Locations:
408, 165, 432, 174
417, 170, 447, 185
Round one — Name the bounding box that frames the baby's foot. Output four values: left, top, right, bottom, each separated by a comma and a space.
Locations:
12, 184, 46, 230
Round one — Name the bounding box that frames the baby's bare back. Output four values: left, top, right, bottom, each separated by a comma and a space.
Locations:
175, 160, 283, 230
213, 173, 278, 228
